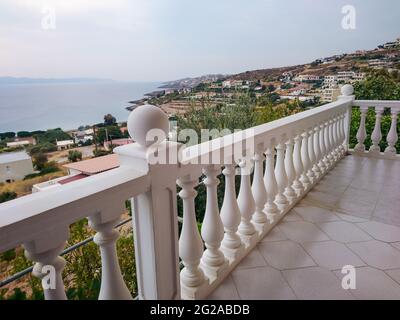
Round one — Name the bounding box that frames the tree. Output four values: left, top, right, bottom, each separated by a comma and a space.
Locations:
17, 131, 32, 138
34, 128, 71, 144
96, 126, 123, 144
349, 70, 400, 151
32, 153, 48, 171
68, 150, 83, 163
0, 132, 16, 140
104, 114, 117, 126
354, 69, 400, 100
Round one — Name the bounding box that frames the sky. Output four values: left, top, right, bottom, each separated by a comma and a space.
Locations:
0, 0, 399, 82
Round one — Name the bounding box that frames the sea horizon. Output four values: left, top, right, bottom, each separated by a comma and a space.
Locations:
0, 81, 162, 133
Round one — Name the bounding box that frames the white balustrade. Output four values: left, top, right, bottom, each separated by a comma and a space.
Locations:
178, 174, 207, 299
89, 211, 133, 300
264, 144, 279, 221
220, 162, 244, 259
251, 148, 268, 228
300, 130, 311, 187
200, 165, 227, 278
237, 158, 257, 241
24, 227, 69, 300
275, 141, 289, 208
355, 106, 368, 152
292, 134, 305, 195
318, 123, 327, 174
385, 109, 399, 155
370, 107, 384, 154
312, 126, 322, 179
284, 137, 297, 200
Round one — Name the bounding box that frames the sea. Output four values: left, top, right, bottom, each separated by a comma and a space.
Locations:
0, 81, 161, 132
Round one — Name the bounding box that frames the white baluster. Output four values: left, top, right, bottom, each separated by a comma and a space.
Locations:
284, 137, 297, 201
323, 121, 332, 170
201, 165, 226, 277
89, 213, 133, 300
385, 109, 399, 156
318, 123, 327, 175
327, 118, 335, 166
251, 148, 268, 228
331, 116, 339, 162
178, 175, 207, 297
220, 163, 244, 259
354, 107, 368, 152
300, 130, 311, 187
292, 134, 305, 195
307, 128, 317, 181
338, 113, 346, 157
312, 126, 321, 179
264, 145, 279, 222
275, 141, 289, 208
335, 115, 342, 160
24, 228, 69, 300
237, 158, 256, 242
370, 107, 384, 154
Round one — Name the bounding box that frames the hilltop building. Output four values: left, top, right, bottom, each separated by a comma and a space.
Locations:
0, 151, 34, 183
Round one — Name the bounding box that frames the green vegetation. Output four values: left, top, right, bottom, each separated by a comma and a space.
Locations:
0, 191, 17, 203
350, 69, 400, 151
96, 126, 123, 144
104, 114, 117, 126
68, 150, 83, 162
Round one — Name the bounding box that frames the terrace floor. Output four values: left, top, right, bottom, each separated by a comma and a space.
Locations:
209, 155, 400, 300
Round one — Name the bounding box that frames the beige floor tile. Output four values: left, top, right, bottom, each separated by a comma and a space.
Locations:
282, 267, 353, 300
356, 221, 400, 242
207, 275, 240, 300
294, 206, 340, 223
261, 226, 288, 242
257, 240, 315, 270
317, 221, 372, 243
236, 247, 267, 270
335, 212, 368, 223
347, 240, 400, 270
302, 241, 365, 270
279, 221, 330, 243
231, 267, 296, 300
334, 267, 400, 300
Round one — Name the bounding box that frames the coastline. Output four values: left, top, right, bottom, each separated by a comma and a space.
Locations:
0, 81, 161, 133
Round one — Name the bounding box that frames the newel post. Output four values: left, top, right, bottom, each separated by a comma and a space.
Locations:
337, 84, 355, 153
114, 105, 181, 300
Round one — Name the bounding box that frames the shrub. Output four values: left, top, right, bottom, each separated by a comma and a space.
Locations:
68, 150, 83, 163
0, 191, 17, 203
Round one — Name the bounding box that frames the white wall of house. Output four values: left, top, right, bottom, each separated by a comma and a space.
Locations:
0, 153, 34, 183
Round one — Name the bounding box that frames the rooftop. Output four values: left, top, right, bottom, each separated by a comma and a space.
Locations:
0, 151, 31, 164
63, 154, 119, 175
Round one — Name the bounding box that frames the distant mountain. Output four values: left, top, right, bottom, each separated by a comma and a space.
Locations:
0, 77, 114, 85
160, 74, 227, 89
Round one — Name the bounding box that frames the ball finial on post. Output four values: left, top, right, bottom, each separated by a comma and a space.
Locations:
341, 84, 354, 96
127, 105, 169, 148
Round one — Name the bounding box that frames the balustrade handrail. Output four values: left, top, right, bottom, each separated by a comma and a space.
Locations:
0, 166, 149, 252
354, 100, 400, 109
181, 96, 354, 165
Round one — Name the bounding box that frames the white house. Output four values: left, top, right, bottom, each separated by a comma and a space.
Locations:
0, 151, 34, 183
6, 140, 30, 148
56, 140, 74, 151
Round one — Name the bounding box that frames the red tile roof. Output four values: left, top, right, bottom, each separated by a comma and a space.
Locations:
63, 154, 119, 175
